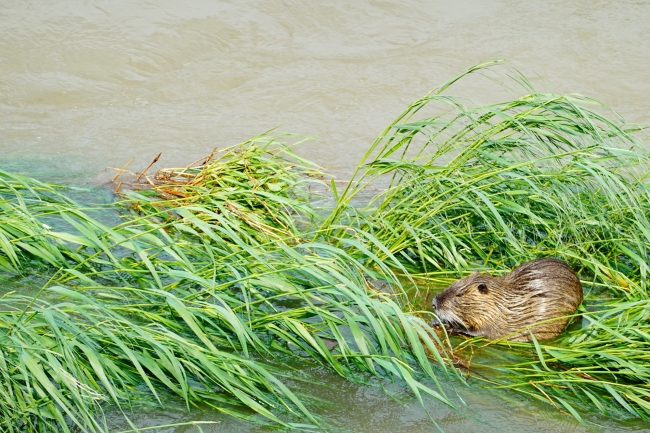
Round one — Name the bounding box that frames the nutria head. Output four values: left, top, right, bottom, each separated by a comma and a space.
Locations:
432, 272, 509, 339
432, 258, 583, 341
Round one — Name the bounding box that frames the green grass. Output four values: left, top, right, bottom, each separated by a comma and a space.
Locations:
321, 60, 650, 423
325, 61, 649, 290
0, 135, 459, 432
484, 299, 650, 421
1, 61, 649, 431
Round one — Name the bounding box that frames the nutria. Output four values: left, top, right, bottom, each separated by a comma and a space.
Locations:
431, 258, 583, 341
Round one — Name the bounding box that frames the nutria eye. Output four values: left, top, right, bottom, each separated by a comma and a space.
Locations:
456, 292, 463, 297
477, 283, 488, 294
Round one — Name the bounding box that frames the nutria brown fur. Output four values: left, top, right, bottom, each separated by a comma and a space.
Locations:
432, 258, 583, 341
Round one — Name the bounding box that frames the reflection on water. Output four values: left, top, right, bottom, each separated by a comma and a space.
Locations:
2, 0, 650, 431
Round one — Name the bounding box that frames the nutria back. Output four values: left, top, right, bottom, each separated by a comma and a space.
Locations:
432, 258, 583, 341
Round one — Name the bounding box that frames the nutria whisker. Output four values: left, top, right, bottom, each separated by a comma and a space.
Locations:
434, 309, 467, 330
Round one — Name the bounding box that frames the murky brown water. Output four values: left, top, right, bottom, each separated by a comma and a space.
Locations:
2, 1, 650, 431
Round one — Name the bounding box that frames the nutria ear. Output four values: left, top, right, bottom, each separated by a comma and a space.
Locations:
477, 283, 488, 294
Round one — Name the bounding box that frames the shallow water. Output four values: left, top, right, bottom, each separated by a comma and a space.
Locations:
104, 363, 646, 433
2, 1, 650, 431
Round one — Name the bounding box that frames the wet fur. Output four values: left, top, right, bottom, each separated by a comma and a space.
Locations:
432, 258, 583, 341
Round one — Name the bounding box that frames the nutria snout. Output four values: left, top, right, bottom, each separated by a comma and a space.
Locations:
432, 258, 583, 341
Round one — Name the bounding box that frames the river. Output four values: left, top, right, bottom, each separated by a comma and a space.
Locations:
1, 1, 649, 431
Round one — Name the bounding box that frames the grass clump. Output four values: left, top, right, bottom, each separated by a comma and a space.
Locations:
327, 61, 650, 295
125, 134, 325, 240
0, 289, 319, 432
0, 135, 459, 432
0, 171, 86, 272
323, 60, 650, 423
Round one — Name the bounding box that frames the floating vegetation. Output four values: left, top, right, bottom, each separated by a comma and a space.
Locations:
1, 61, 649, 432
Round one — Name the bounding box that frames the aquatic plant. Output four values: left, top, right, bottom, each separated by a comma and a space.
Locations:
0, 136, 458, 432
0, 171, 86, 272
324, 60, 650, 423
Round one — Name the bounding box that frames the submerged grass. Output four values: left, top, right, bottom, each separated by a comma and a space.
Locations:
0, 171, 86, 272
1, 61, 650, 431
